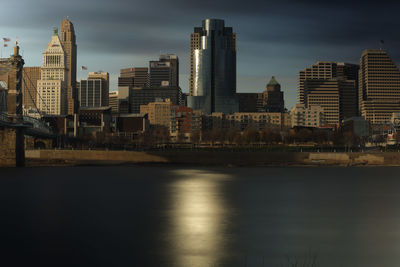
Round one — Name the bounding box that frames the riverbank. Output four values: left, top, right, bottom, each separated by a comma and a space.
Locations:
24, 149, 400, 167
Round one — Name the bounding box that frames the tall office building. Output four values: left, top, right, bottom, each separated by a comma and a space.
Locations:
78, 71, 109, 108
89, 71, 109, 106
119, 67, 148, 88
304, 79, 356, 125
298, 61, 359, 124
22, 66, 41, 110
188, 19, 238, 114
149, 54, 179, 87
37, 28, 67, 115
359, 49, 400, 124
298, 62, 336, 104
60, 19, 77, 115
298, 62, 359, 104
263, 76, 285, 112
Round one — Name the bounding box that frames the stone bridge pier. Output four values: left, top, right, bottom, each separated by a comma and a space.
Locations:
0, 125, 25, 167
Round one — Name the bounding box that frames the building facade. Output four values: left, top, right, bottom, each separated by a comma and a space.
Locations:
170, 107, 202, 140
130, 87, 182, 113
140, 99, 173, 127
119, 67, 148, 88
22, 66, 41, 111
263, 76, 285, 112
37, 28, 67, 115
78, 79, 109, 108
60, 19, 77, 115
109, 91, 119, 114
359, 49, 400, 124
290, 104, 326, 128
188, 19, 238, 114
237, 93, 264, 112
149, 54, 179, 88
298, 62, 359, 105
298, 61, 359, 125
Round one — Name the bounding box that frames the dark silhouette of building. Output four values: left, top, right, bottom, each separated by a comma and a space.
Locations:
263, 76, 285, 112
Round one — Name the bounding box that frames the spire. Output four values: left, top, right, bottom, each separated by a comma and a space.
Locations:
53, 27, 58, 36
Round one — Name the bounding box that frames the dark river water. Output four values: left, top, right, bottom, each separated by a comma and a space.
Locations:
1, 166, 400, 267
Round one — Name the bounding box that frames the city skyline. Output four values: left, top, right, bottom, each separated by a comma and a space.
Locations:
1, 0, 400, 109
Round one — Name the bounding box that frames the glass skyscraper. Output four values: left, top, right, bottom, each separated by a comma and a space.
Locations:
188, 19, 238, 114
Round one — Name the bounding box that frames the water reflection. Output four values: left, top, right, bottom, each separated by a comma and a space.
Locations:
167, 169, 232, 267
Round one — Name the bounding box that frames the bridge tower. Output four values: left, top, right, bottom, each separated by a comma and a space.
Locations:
0, 42, 26, 167
7, 41, 24, 122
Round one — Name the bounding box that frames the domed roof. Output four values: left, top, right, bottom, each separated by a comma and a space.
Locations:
266, 76, 281, 92
267, 76, 280, 86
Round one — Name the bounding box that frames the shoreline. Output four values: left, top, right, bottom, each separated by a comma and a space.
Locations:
22, 149, 400, 168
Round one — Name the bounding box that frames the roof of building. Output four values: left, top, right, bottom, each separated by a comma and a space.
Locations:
268, 76, 280, 86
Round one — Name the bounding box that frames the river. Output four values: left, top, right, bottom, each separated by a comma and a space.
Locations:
1, 166, 400, 266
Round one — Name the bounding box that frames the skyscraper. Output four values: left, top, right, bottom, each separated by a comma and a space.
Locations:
304, 79, 356, 125
298, 61, 359, 124
60, 19, 77, 115
37, 28, 67, 115
149, 54, 179, 88
359, 49, 400, 124
187, 19, 238, 114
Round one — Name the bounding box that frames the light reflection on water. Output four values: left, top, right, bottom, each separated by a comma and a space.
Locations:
167, 169, 232, 267
3, 166, 400, 266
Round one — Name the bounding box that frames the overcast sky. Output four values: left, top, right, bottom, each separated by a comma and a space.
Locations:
1, 0, 400, 108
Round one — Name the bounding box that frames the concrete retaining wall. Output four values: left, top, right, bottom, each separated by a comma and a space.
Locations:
24, 149, 400, 166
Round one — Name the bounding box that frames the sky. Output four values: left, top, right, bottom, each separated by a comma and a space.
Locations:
1, 0, 400, 109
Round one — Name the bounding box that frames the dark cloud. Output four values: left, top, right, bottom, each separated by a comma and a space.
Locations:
2, 0, 400, 107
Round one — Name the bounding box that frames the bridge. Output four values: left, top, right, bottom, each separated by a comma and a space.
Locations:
0, 42, 55, 167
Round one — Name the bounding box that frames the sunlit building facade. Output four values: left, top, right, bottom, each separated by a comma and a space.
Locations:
188, 19, 238, 114
37, 28, 67, 115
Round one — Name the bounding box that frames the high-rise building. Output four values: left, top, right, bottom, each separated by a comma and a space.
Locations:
78, 73, 109, 108
187, 19, 238, 114
298, 62, 359, 104
304, 79, 356, 125
298, 61, 359, 124
263, 76, 285, 112
22, 66, 41, 110
37, 28, 67, 115
149, 54, 179, 88
119, 67, 148, 88
359, 49, 400, 124
60, 19, 77, 115
88, 71, 109, 106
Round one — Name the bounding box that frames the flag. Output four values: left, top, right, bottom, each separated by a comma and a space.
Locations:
4, 44, 8, 47
81, 66, 88, 70
2, 38, 10, 42
380, 40, 385, 44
